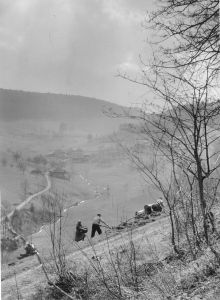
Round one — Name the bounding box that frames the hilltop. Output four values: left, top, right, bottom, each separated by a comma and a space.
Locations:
0, 88, 134, 135
0, 89, 124, 121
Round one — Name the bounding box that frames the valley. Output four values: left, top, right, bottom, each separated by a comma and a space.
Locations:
0, 89, 159, 263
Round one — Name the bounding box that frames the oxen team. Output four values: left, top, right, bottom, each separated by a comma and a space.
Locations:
135, 198, 164, 218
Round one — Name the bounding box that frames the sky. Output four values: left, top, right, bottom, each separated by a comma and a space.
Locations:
0, 0, 156, 107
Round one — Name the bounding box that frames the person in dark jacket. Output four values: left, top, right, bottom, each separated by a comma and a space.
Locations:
18, 242, 37, 259
25, 242, 36, 255
91, 214, 109, 238
75, 220, 87, 242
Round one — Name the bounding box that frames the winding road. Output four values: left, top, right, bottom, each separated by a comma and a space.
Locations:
7, 172, 51, 220
4, 172, 51, 242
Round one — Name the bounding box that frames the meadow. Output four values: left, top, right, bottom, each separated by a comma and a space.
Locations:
29, 151, 160, 256
1, 121, 162, 259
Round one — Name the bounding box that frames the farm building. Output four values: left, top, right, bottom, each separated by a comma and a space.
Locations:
49, 169, 70, 180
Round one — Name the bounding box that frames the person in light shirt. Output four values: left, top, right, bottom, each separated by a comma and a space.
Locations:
91, 213, 109, 238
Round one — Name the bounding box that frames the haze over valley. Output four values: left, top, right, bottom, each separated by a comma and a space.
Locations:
2, 1, 220, 299
1, 88, 159, 260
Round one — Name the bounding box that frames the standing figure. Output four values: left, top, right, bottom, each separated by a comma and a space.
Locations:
75, 220, 87, 242
91, 214, 108, 238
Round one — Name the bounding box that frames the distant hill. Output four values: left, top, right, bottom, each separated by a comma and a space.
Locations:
0, 89, 124, 122
0, 89, 134, 134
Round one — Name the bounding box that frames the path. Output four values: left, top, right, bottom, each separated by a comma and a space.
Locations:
7, 172, 51, 219
4, 172, 51, 252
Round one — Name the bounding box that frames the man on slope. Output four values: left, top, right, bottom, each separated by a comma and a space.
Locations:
91, 213, 109, 238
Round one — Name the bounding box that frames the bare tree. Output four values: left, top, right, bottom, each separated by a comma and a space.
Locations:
13, 151, 21, 163
17, 159, 27, 174
1, 156, 7, 167
20, 178, 29, 201
119, 64, 220, 249
115, 0, 220, 252
147, 0, 219, 70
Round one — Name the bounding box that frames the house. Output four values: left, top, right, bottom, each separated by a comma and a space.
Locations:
49, 169, 70, 180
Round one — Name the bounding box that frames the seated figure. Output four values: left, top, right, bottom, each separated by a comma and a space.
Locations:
25, 242, 36, 255
18, 242, 36, 260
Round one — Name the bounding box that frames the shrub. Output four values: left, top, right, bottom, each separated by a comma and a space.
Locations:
1, 237, 20, 252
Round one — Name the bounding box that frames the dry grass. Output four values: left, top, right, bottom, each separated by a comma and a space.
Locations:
31, 217, 220, 300
2, 211, 220, 300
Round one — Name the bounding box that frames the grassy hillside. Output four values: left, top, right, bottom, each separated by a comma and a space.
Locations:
0, 88, 123, 121
2, 212, 220, 300
0, 88, 133, 136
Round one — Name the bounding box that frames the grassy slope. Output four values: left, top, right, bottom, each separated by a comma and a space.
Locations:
2, 212, 220, 300
27, 159, 161, 256
2, 160, 220, 299
0, 89, 133, 137
1, 215, 171, 300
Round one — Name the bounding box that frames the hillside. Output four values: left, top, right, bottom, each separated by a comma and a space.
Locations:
0, 89, 134, 136
2, 213, 220, 300
1, 215, 170, 299
0, 89, 124, 122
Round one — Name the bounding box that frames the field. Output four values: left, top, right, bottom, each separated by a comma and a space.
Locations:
30, 158, 161, 256
2, 104, 220, 300
0, 119, 165, 260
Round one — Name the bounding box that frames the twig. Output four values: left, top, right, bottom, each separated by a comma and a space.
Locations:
36, 252, 78, 300
13, 269, 21, 300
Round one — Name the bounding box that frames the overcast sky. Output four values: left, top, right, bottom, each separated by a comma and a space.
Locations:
0, 0, 156, 106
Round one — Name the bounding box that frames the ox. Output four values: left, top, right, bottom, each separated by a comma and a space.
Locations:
144, 198, 164, 216
135, 209, 145, 218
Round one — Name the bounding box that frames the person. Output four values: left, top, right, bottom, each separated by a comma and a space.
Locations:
91, 214, 109, 238
75, 220, 88, 242
25, 242, 36, 255
18, 242, 36, 260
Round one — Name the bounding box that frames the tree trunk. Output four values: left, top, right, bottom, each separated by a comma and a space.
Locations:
196, 158, 209, 244
169, 208, 180, 254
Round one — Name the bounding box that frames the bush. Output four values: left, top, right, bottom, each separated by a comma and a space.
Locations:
180, 251, 220, 291
1, 237, 20, 252
31, 155, 47, 165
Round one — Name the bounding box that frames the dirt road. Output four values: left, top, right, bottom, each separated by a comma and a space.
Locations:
7, 172, 51, 220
